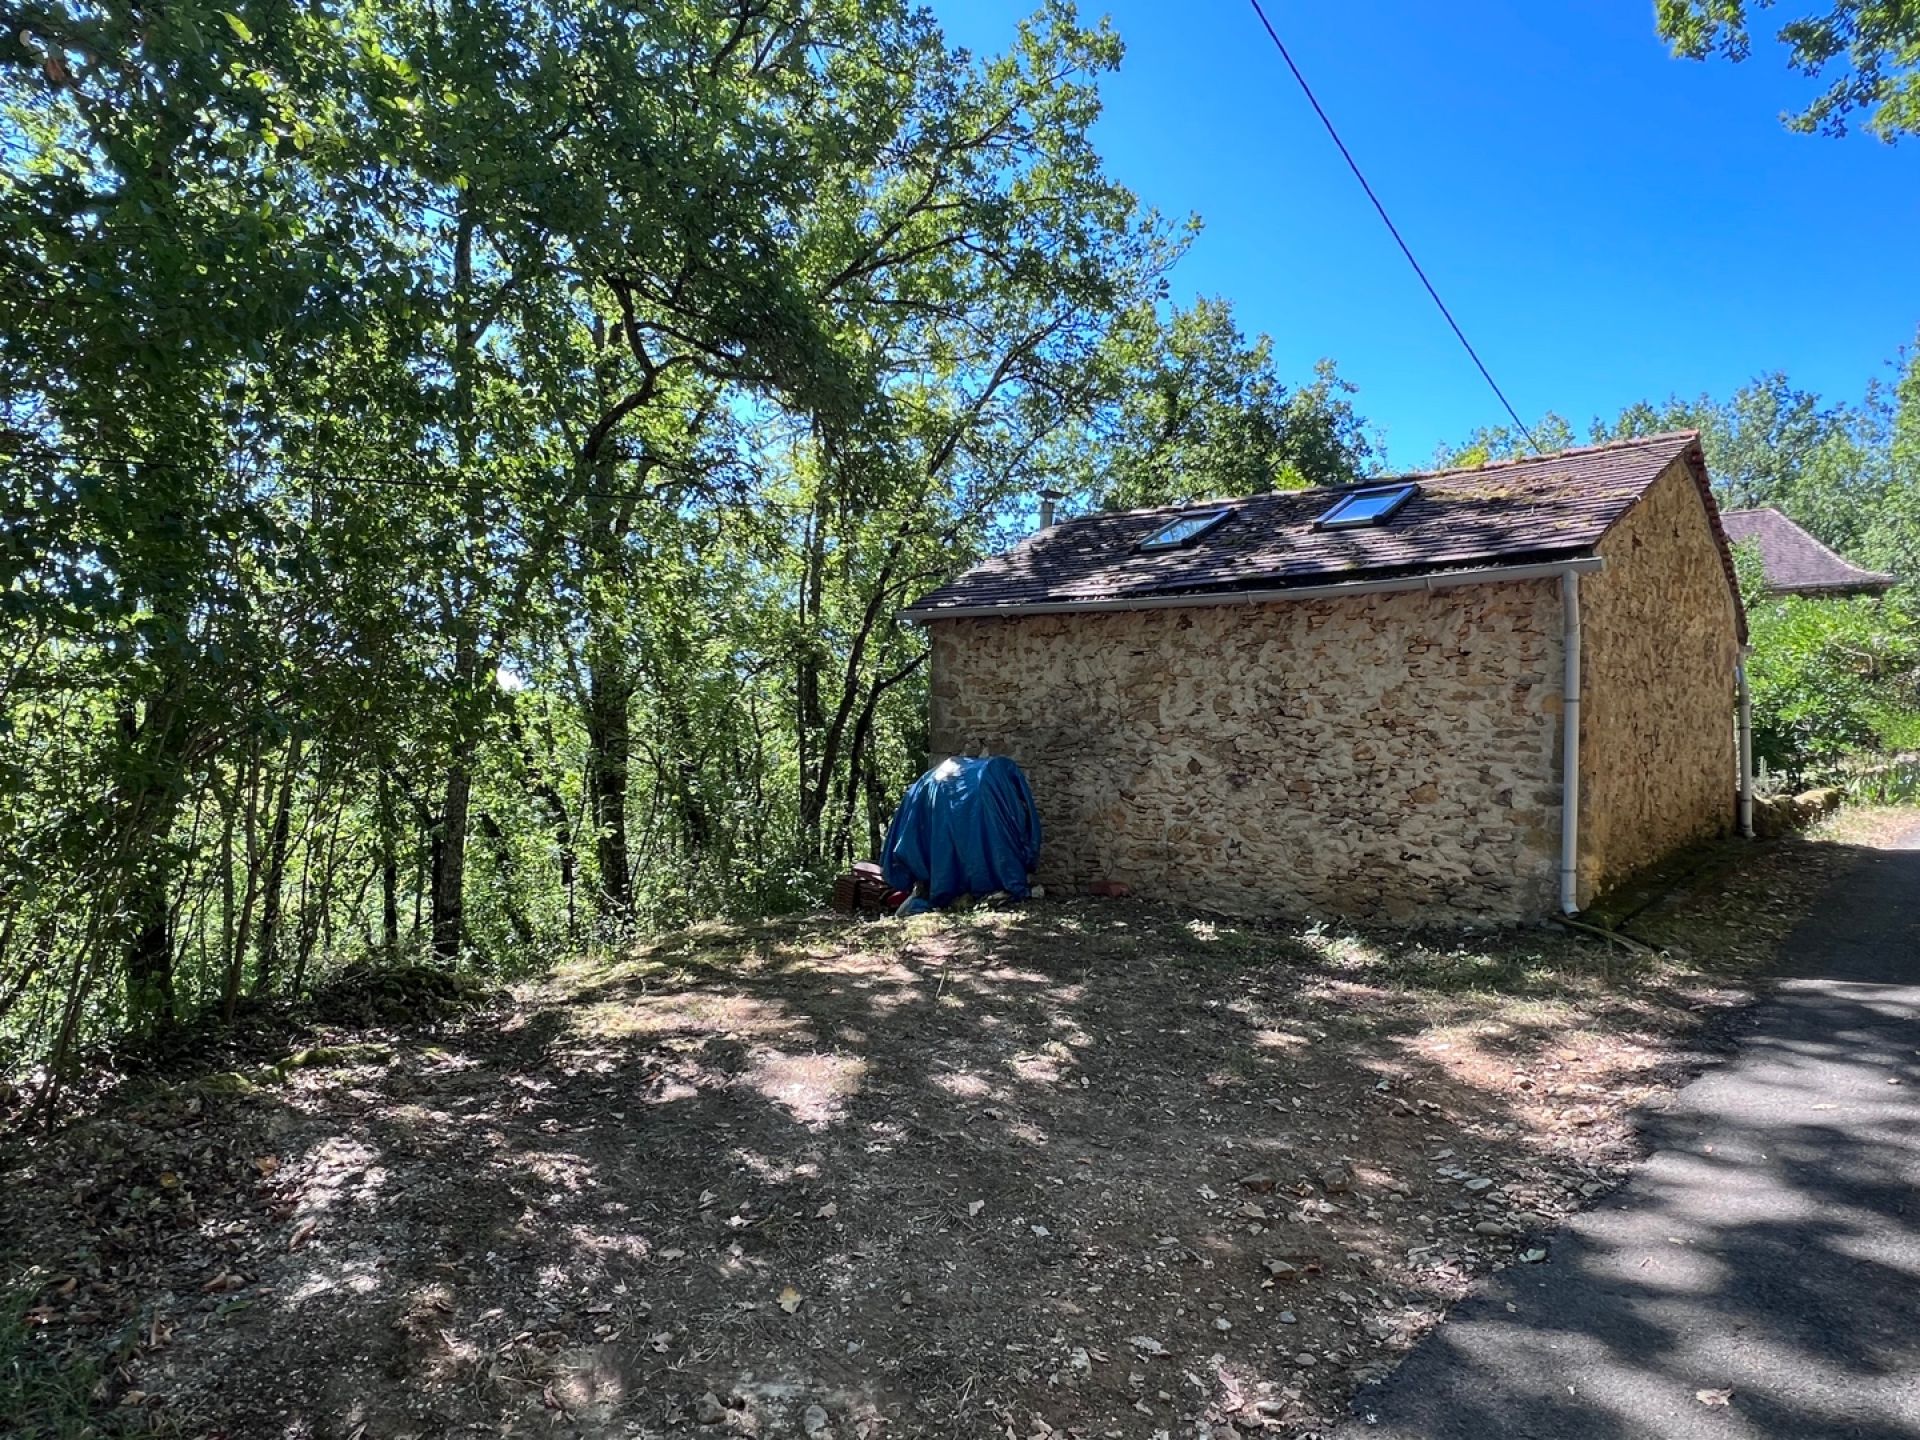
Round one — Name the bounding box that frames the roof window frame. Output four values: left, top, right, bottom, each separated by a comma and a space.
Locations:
1136, 506, 1234, 553
1316, 482, 1419, 530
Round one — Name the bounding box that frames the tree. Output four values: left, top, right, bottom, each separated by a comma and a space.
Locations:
1434, 412, 1577, 468
1036, 299, 1378, 510
0, 0, 390, 1053
0, 1, 1397, 1103
1857, 335, 1920, 579
1655, 1, 1920, 141
1741, 591, 1920, 782
1593, 374, 1866, 513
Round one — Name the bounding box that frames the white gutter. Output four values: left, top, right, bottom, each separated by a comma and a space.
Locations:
1559, 569, 1583, 915
900, 556, 1605, 623
1736, 646, 1754, 838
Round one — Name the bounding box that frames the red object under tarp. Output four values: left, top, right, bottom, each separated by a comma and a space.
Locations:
830, 862, 895, 915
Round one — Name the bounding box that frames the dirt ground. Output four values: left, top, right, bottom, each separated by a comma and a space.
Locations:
4, 813, 1908, 1440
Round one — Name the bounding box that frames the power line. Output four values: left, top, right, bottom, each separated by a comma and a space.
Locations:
1244, 0, 1541, 453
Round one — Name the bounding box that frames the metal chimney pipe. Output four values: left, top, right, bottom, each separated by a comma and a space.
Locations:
1037, 487, 1064, 531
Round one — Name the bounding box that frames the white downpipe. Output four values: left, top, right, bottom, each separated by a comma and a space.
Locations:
1559, 568, 1583, 916
1737, 649, 1754, 838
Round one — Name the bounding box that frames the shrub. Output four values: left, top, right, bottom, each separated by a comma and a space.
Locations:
1744, 590, 1920, 785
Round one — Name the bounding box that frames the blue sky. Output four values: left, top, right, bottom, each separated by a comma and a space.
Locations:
928, 1, 1920, 468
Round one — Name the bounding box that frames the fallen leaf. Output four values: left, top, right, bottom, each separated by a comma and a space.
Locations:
252, 1156, 280, 1176
778, 1286, 803, 1314
1695, 1388, 1733, 1407
288, 1218, 317, 1251
968, 1199, 986, 1217
815, 1201, 837, 1219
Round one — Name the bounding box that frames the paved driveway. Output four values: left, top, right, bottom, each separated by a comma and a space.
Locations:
1342, 824, 1920, 1439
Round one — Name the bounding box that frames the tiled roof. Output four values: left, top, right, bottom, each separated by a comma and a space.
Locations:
907, 431, 1730, 617
1720, 508, 1895, 597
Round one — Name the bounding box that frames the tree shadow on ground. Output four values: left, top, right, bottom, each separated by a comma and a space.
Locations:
3, 833, 1905, 1439
1342, 833, 1920, 1439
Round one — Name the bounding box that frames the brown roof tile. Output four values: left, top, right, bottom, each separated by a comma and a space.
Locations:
1720, 508, 1895, 597
907, 431, 1725, 617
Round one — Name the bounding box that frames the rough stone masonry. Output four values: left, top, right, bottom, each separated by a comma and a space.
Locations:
926, 458, 1739, 924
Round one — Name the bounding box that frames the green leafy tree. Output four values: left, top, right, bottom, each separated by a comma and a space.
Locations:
0, 1, 1395, 1105
1856, 337, 1920, 579
1655, 0, 1920, 141
1037, 299, 1377, 510
1433, 411, 1577, 468
1743, 594, 1920, 781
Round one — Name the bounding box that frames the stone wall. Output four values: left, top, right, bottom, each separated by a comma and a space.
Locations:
1576, 457, 1741, 899
927, 580, 1567, 924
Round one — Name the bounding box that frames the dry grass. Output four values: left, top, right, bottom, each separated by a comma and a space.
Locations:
1812, 803, 1920, 849
3, 811, 1910, 1439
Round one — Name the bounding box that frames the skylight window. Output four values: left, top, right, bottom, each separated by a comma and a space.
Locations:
1138, 507, 1232, 552
1317, 482, 1418, 529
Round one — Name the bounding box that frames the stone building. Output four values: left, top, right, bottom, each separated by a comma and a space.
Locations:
902, 432, 1748, 924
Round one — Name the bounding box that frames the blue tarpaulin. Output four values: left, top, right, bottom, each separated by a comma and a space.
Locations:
881, 756, 1043, 907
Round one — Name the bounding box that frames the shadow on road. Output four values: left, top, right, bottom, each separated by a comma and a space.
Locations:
1346, 835, 1920, 1439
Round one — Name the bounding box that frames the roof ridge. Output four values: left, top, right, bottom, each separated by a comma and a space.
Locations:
1396, 429, 1701, 484
1054, 431, 1703, 526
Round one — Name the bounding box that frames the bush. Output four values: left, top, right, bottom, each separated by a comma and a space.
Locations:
1839, 752, 1920, 805
1745, 590, 1920, 785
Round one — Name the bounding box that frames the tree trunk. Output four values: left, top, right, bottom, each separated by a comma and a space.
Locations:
251, 731, 303, 993
431, 755, 472, 963
218, 796, 237, 1019
378, 770, 400, 953
478, 811, 535, 947
795, 500, 830, 856
123, 871, 174, 1030
509, 710, 578, 936
585, 651, 633, 923
225, 744, 265, 1020
432, 198, 483, 964
293, 793, 346, 996
115, 699, 183, 1033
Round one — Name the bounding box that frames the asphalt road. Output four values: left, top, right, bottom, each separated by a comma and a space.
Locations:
1341, 822, 1920, 1440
